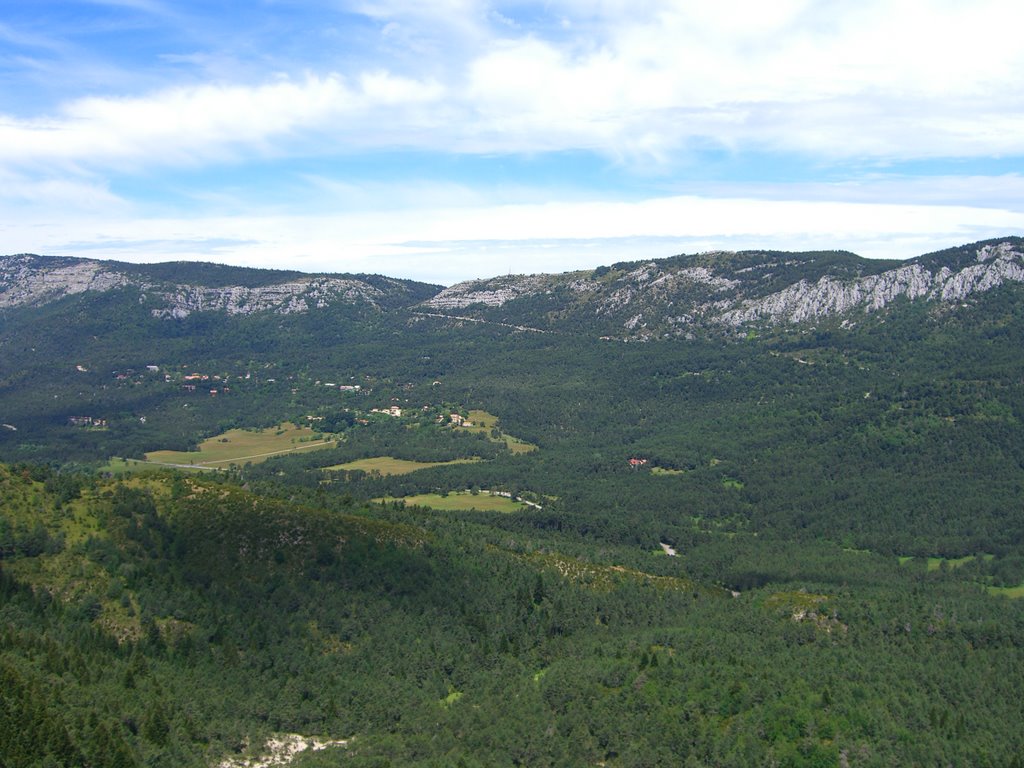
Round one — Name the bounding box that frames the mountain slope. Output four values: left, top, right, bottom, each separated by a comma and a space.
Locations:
6, 238, 1023, 338
0, 254, 441, 317
421, 237, 1024, 338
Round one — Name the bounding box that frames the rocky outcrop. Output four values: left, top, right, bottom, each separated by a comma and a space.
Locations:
424, 274, 555, 309
0, 254, 426, 318
719, 242, 1024, 327
0, 255, 133, 307
150, 277, 390, 318
4, 239, 1023, 335
416, 240, 1024, 338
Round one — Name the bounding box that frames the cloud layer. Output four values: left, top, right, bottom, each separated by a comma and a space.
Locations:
1, 0, 1021, 282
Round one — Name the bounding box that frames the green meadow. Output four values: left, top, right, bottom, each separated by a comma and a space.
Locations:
324, 456, 480, 475
378, 490, 526, 512
142, 423, 336, 468
987, 584, 1024, 599
464, 410, 538, 454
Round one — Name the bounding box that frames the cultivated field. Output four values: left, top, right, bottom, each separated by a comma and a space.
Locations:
324, 456, 480, 475
140, 423, 337, 469
988, 583, 1024, 599
379, 491, 526, 512
463, 410, 537, 454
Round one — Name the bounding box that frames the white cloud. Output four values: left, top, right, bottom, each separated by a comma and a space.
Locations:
670, 174, 1024, 209
2, 0, 1022, 286
5, 187, 1021, 284
5, 0, 1024, 172
455, 0, 1024, 159
0, 169, 129, 213
0, 71, 449, 170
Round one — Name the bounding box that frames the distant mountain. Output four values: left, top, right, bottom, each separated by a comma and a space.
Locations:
421, 237, 1024, 339
3, 237, 1024, 339
0, 253, 441, 317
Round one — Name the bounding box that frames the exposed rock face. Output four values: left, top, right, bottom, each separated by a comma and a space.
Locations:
3, 239, 1023, 335
0, 254, 425, 318
419, 240, 1024, 337
150, 277, 390, 318
424, 275, 552, 309
0, 255, 133, 307
423, 263, 741, 314
720, 243, 1024, 326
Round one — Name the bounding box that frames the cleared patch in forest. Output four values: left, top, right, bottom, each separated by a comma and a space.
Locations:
461, 409, 537, 454
141, 423, 337, 469
378, 491, 526, 512
987, 583, 1024, 599
926, 555, 977, 571
898, 554, 991, 571
323, 456, 481, 475
651, 466, 685, 476
102, 457, 183, 475
518, 550, 704, 594
439, 690, 463, 708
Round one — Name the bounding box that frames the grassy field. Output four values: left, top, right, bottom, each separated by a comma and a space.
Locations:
324, 456, 480, 475
925, 555, 978, 572
378, 491, 526, 512
141, 423, 336, 469
102, 457, 203, 475
464, 410, 537, 454
651, 467, 685, 476
987, 584, 1024, 599
898, 554, 989, 570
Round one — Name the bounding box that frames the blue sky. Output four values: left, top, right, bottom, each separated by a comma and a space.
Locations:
2, 0, 1023, 284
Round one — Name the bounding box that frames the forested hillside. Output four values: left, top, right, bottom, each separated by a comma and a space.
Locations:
3, 239, 1024, 766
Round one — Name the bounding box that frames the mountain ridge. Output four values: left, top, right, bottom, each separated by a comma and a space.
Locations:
0, 253, 440, 317
423, 237, 1024, 338
3, 236, 1023, 337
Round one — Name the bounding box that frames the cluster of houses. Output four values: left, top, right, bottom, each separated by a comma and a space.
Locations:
315, 380, 362, 392
81, 362, 486, 434
350, 405, 477, 427
181, 372, 231, 395
105, 364, 374, 398
68, 416, 108, 428
107, 365, 162, 382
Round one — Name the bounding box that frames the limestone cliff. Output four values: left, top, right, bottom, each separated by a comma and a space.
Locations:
0, 254, 436, 317
4, 239, 1023, 336
419, 239, 1024, 338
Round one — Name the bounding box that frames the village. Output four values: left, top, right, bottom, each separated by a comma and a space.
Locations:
66, 359, 508, 465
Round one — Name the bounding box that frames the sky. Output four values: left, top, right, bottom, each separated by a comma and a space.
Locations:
2, 0, 1023, 285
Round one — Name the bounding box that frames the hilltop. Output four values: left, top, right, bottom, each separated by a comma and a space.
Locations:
0, 253, 440, 317
4, 237, 1024, 340
422, 238, 1024, 338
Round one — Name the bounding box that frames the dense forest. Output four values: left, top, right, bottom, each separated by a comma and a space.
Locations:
3, 243, 1024, 765
4, 466, 1024, 767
